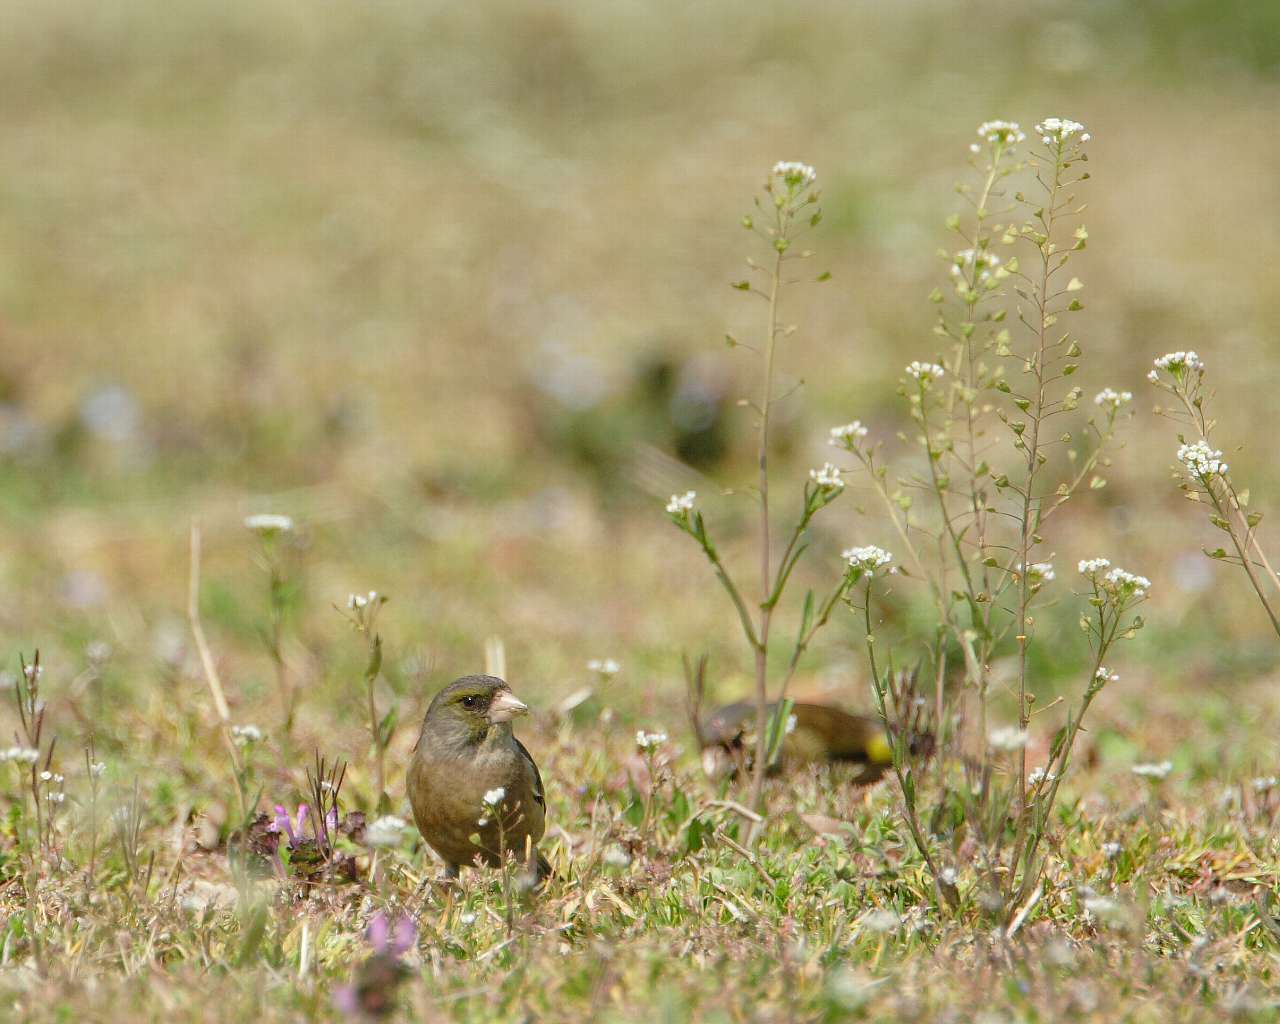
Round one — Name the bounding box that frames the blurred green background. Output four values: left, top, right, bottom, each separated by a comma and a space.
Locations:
2, 0, 1279, 791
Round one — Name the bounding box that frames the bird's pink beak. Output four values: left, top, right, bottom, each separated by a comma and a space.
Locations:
489, 688, 529, 723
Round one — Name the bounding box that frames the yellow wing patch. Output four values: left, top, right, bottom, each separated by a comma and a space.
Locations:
867, 732, 894, 765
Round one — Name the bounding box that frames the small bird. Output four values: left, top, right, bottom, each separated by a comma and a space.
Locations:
407, 675, 550, 882
698, 701, 909, 785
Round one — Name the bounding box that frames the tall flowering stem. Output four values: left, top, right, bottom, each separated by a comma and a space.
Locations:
848, 554, 958, 910
1009, 560, 1148, 905
1150, 353, 1280, 639
837, 118, 1136, 919
667, 162, 844, 831
338, 592, 392, 810
1002, 119, 1093, 811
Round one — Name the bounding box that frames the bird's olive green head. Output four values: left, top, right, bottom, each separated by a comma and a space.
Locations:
423, 675, 529, 746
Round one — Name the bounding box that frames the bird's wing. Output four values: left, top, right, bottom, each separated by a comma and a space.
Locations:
514, 737, 545, 810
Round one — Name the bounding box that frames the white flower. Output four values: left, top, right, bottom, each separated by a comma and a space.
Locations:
785, 714, 798, 736
1082, 895, 1119, 917
1103, 567, 1151, 599
905, 361, 946, 384
635, 731, 668, 751
843, 545, 894, 573
347, 590, 379, 610
231, 724, 264, 745
988, 726, 1030, 751
243, 514, 294, 535
482, 787, 506, 808
1, 746, 40, 764
1093, 388, 1132, 409
1020, 562, 1056, 582
458, 911, 478, 925
1102, 842, 1122, 859
771, 161, 817, 188
23, 663, 42, 683
665, 491, 696, 515
1252, 776, 1278, 792
1027, 766, 1058, 786
1131, 760, 1173, 780
366, 815, 409, 848
950, 247, 1002, 282
603, 844, 633, 868
1176, 440, 1228, 479
1035, 118, 1090, 145
47, 792, 65, 804
975, 120, 1026, 147
828, 421, 869, 447
1094, 666, 1120, 685
809, 462, 845, 490
860, 909, 900, 933
90, 761, 107, 778
587, 658, 620, 676
39, 770, 53, 782
1152, 351, 1204, 375
1078, 557, 1111, 578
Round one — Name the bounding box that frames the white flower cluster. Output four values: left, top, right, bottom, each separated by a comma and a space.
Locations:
1080, 559, 1152, 600
1131, 760, 1172, 780
665, 490, 696, 515
771, 161, 817, 188
347, 590, 380, 610
828, 421, 869, 447
809, 462, 845, 490
1077, 557, 1111, 578
1148, 350, 1203, 381
1176, 439, 1227, 479
988, 726, 1030, 751
23, 662, 42, 683
482, 787, 506, 808
244, 513, 294, 535
1252, 776, 1278, 792
587, 658, 620, 676
1093, 388, 1132, 409
39, 770, 64, 784
366, 815, 409, 848
1103, 567, 1151, 599
231, 724, 264, 745
1035, 118, 1090, 144
905, 361, 945, 383
1021, 562, 1056, 582
843, 545, 894, 572
1094, 666, 1120, 685
951, 247, 1002, 282
972, 120, 1026, 150
0, 746, 39, 764
635, 730, 668, 750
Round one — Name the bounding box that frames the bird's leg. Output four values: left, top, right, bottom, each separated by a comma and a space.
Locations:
441, 862, 460, 882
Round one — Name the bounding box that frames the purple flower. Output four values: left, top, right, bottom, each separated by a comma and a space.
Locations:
367, 913, 417, 956
268, 804, 311, 845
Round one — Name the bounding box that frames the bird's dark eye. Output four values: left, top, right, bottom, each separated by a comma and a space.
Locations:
461, 695, 478, 709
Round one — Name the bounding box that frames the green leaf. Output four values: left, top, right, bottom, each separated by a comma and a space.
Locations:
364, 634, 383, 681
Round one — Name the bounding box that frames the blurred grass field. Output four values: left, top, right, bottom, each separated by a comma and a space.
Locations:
2, 1, 1280, 1020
